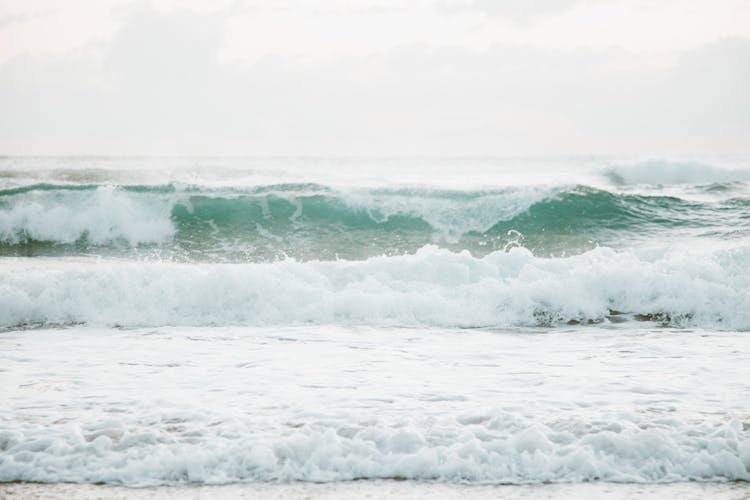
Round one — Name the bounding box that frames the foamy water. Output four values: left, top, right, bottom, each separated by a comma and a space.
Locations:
2, 326, 750, 485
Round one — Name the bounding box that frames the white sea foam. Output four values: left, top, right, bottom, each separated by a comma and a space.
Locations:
1, 325, 749, 486
1, 414, 748, 485
2, 244, 749, 329
0, 186, 174, 245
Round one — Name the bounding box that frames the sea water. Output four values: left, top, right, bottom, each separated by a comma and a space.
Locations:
0, 157, 749, 487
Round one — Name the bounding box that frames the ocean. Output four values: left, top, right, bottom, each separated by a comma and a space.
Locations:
1, 157, 749, 495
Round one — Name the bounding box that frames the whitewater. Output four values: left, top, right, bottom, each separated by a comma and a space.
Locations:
1, 157, 749, 494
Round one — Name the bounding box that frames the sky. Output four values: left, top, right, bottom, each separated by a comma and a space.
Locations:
0, 0, 748, 156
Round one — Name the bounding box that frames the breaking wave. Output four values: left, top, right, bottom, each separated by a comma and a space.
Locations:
2, 183, 749, 260
2, 244, 749, 330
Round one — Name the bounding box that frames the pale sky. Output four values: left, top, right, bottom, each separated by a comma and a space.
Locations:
1, 0, 748, 155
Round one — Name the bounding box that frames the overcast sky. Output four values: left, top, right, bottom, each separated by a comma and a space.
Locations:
1, 0, 748, 155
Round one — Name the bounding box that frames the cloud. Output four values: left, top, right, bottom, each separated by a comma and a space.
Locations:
435, 0, 585, 24
0, 4, 748, 155
0, 13, 28, 29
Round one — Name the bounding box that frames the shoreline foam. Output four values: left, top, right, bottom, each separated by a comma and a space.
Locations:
2, 480, 750, 500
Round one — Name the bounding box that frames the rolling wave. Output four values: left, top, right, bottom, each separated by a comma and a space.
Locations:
2, 183, 749, 260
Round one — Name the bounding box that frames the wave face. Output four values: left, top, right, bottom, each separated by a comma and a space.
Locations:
2, 181, 750, 261
3, 244, 749, 330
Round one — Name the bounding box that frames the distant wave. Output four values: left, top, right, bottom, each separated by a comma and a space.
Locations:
2, 183, 749, 260
603, 159, 750, 185
3, 245, 749, 330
